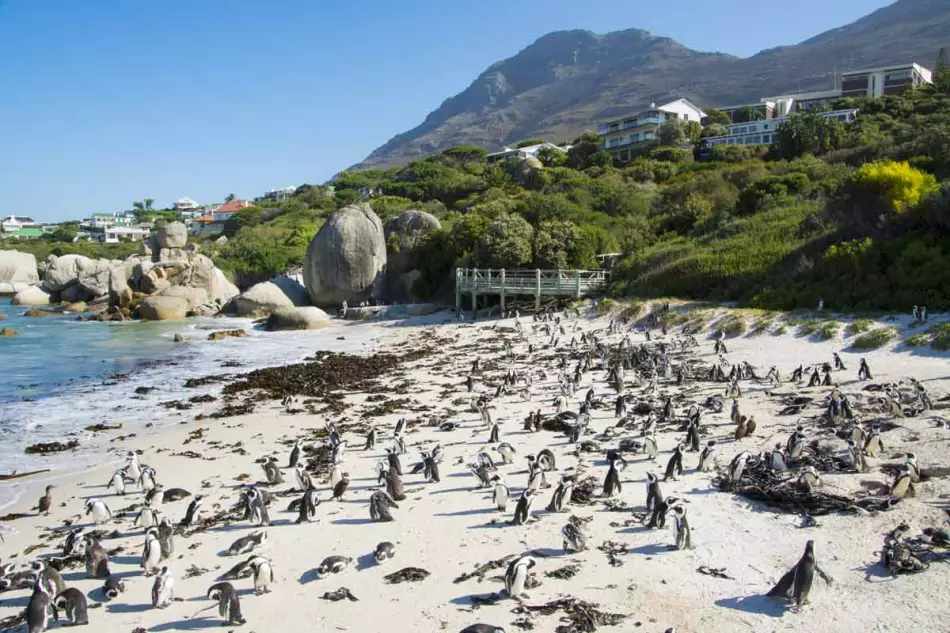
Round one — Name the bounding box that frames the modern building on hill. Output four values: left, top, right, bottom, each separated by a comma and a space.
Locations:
840, 63, 933, 98
102, 226, 151, 243
174, 197, 199, 211
1, 215, 38, 233
260, 187, 296, 203
598, 98, 706, 161
486, 142, 568, 163
702, 108, 859, 148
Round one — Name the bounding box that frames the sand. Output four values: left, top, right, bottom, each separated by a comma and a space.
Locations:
1, 306, 949, 633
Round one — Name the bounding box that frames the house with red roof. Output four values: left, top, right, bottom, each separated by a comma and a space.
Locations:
211, 199, 252, 223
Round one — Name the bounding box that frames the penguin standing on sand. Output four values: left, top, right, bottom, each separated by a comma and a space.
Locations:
603, 458, 622, 497
332, 474, 351, 501
504, 555, 536, 599
108, 470, 127, 495
488, 422, 500, 443
890, 468, 912, 499
207, 582, 246, 625
858, 358, 872, 381
369, 491, 398, 522
697, 441, 716, 472
248, 556, 273, 595
296, 486, 320, 524
85, 498, 112, 525
85, 537, 111, 579
294, 463, 312, 492
645, 473, 663, 512
768, 540, 820, 607
246, 487, 271, 526
151, 566, 174, 609
26, 577, 54, 633
54, 587, 89, 626
63, 528, 85, 557
181, 495, 203, 527
262, 459, 284, 485
511, 489, 537, 526
491, 475, 510, 512
663, 444, 685, 481
546, 475, 574, 512
561, 523, 588, 552
727, 452, 751, 489
289, 441, 302, 468
424, 453, 441, 483
141, 528, 162, 575
364, 427, 377, 451
671, 504, 691, 550
864, 426, 884, 457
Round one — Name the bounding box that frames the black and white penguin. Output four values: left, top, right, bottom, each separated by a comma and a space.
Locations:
488, 422, 500, 444
603, 458, 622, 497
460, 625, 506, 633
157, 516, 175, 558
227, 530, 267, 556
151, 566, 174, 609
84, 498, 112, 525
37, 563, 65, 596
84, 537, 110, 579
798, 466, 820, 493
846, 440, 866, 473
424, 453, 441, 483
890, 468, 912, 499
134, 506, 158, 530
645, 473, 663, 512
145, 484, 164, 511
141, 528, 162, 576
295, 487, 320, 524
63, 528, 85, 557
864, 426, 884, 457
768, 540, 817, 607
332, 474, 351, 501
162, 487, 191, 503
493, 443, 516, 465
246, 487, 271, 526
904, 452, 920, 483
207, 582, 246, 625
504, 555, 536, 599
289, 441, 302, 468
374, 542, 396, 563
54, 587, 89, 626
536, 449, 556, 471
546, 475, 574, 512
858, 358, 872, 381
525, 462, 544, 493
181, 494, 203, 527
511, 489, 537, 526
642, 435, 658, 460
101, 574, 125, 601
262, 459, 284, 486
317, 555, 352, 578
727, 452, 751, 489
697, 441, 716, 472
139, 466, 158, 492
386, 448, 403, 476
370, 491, 398, 522
294, 463, 313, 492
248, 555, 273, 595
663, 444, 685, 482
671, 504, 691, 550
768, 443, 788, 472
561, 523, 588, 552
26, 577, 54, 633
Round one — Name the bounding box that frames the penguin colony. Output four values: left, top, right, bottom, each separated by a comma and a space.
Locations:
1, 305, 949, 633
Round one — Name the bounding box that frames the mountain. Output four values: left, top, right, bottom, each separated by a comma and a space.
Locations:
356, 0, 950, 169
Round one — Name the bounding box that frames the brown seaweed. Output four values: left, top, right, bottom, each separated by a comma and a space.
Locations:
383, 567, 430, 584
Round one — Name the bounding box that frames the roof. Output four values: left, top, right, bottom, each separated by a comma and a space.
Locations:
213, 199, 252, 213
2, 215, 37, 223
92, 212, 115, 217
842, 62, 932, 80
486, 142, 566, 158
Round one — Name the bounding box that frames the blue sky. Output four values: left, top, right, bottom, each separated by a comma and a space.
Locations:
0, 0, 895, 221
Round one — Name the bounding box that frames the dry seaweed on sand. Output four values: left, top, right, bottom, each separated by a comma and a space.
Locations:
383, 567, 430, 584
321, 587, 359, 601
24, 440, 79, 455
454, 554, 518, 583
511, 597, 628, 632
597, 541, 630, 567
569, 476, 601, 505
184, 565, 210, 578
881, 523, 950, 575
545, 562, 582, 579
697, 566, 733, 579
0, 612, 26, 631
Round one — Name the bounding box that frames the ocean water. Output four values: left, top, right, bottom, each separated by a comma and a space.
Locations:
0, 299, 380, 510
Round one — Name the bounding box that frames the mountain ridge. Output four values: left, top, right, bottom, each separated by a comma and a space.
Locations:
355, 0, 949, 169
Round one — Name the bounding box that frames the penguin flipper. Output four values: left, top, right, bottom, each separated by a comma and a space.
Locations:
767, 568, 796, 598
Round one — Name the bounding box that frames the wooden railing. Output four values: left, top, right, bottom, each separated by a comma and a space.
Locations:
455, 268, 610, 311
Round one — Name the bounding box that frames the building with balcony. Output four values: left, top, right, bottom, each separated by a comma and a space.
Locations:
486, 142, 568, 163
599, 98, 706, 161
260, 187, 297, 203
840, 63, 933, 99
174, 197, 199, 211
702, 108, 859, 148
717, 102, 777, 123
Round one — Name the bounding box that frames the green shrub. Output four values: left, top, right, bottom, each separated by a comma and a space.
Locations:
846, 319, 874, 336
798, 320, 820, 336
720, 313, 747, 336
930, 323, 950, 351
595, 298, 619, 315
853, 327, 896, 349
774, 324, 788, 335
618, 302, 643, 319
819, 321, 839, 340
905, 333, 930, 347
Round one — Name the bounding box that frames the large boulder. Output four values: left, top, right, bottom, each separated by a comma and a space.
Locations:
230, 276, 309, 317
156, 222, 188, 249
303, 203, 386, 307
42, 254, 114, 298
383, 210, 441, 302
265, 306, 331, 331
0, 250, 38, 294
11, 285, 51, 306
384, 210, 442, 242
139, 295, 189, 321
153, 286, 209, 311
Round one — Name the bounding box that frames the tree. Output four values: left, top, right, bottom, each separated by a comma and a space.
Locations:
442, 145, 487, 163
132, 201, 144, 211
702, 108, 732, 126
733, 106, 765, 123
567, 132, 610, 170
536, 146, 567, 168
772, 112, 845, 160
700, 123, 728, 139
936, 48, 950, 93
225, 193, 236, 203
831, 160, 939, 234
476, 213, 533, 268
685, 120, 702, 144
657, 119, 688, 146
143, 198, 154, 212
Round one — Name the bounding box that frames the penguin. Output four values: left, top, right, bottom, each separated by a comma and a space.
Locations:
248, 555, 273, 595
26, 577, 54, 633
511, 489, 537, 526
38, 563, 65, 596
386, 448, 403, 476
84, 498, 112, 525
734, 416, 749, 441
663, 443, 685, 482
329, 463, 344, 489
227, 531, 267, 556
798, 466, 820, 493
768, 444, 787, 471
768, 540, 817, 607
63, 528, 85, 557
493, 443, 516, 465
108, 470, 127, 495
671, 504, 691, 550
381, 468, 405, 501
294, 463, 313, 492
394, 418, 407, 436
643, 435, 658, 460
317, 555, 352, 578
858, 358, 872, 381
332, 440, 348, 465
603, 458, 622, 497
218, 557, 256, 582
289, 441, 302, 468
162, 487, 191, 503
546, 475, 573, 512
561, 523, 588, 552
369, 491, 398, 522
295, 487, 320, 524
54, 587, 89, 625
846, 440, 866, 473
374, 541, 396, 563
645, 472, 663, 512
332, 474, 351, 501
491, 475, 510, 512
850, 423, 867, 447
525, 463, 544, 493
36, 485, 54, 515
145, 484, 165, 511
727, 452, 751, 488
139, 466, 157, 492
890, 468, 912, 499
364, 427, 377, 451
181, 494, 203, 527
864, 426, 884, 457
424, 452, 441, 483
103, 574, 125, 601
905, 452, 920, 483
504, 555, 536, 599
157, 517, 175, 558
135, 506, 158, 530
126, 451, 143, 482
141, 527, 162, 575
151, 566, 174, 609
488, 422, 500, 444
84, 537, 110, 579
460, 625, 506, 633
697, 441, 716, 472
262, 459, 284, 486
685, 419, 700, 452
207, 582, 246, 625
536, 449, 556, 471
246, 487, 271, 526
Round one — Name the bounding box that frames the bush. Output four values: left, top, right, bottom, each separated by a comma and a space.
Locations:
798, 320, 820, 336
846, 319, 874, 336
649, 147, 693, 163
618, 302, 643, 319
853, 327, 896, 349
720, 313, 746, 336
930, 323, 950, 351
819, 321, 839, 340
774, 324, 788, 335
905, 333, 930, 347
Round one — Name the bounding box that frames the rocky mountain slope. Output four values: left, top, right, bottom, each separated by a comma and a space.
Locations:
356, 0, 949, 168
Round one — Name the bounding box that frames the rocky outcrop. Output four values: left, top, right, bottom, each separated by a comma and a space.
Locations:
383, 210, 441, 303
207, 329, 248, 341
41, 254, 117, 302
153, 285, 209, 311
0, 250, 38, 294
230, 276, 310, 317
139, 295, 189, 321
0, 327, 18, 336
265, 306, 331, 331
157, 222, 188, 249
11, 286, 52, 306
303, 203, 386, 307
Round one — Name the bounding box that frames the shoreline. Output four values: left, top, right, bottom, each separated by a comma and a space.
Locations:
0, 304, 948, 632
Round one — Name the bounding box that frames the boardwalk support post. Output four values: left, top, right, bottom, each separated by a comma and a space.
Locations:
535, 269, 541, 311
575, 270, 582, 299
455, 268, 461, 313
500, 269, 506, 316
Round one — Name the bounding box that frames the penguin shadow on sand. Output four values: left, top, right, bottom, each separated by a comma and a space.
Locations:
332, 517, 375, 526
0, 593, 31, 608
106, 601, 153, 614
436, 506, 497, 517
714, 594, 786, 618
298, 568, 322, 584
149, 616, 224, 631
355, 552, 380, 571
628, 543, 676, 556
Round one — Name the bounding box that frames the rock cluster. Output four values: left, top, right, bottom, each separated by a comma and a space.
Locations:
0, 250, 39, 294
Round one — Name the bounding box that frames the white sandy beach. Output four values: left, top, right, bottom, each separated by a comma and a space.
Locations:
1, 306, 949, 633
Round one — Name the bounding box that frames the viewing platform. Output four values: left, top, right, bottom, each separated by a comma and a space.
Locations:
455, 267, 610, 311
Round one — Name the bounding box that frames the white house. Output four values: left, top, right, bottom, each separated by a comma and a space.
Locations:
260, 187, 296, 203
703, 108, 859, 148
102, 226, 151, 243
486, 142, 569, 163
598, 98, 706, 161
1, 216, 37, 233
174, 197, 199, 211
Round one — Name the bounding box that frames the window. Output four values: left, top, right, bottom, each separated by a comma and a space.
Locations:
683, 113, 689, 121
762, 134, 770, 143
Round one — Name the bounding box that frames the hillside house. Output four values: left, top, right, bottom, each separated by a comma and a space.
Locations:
599, 98, 706, 162
486, 142, 568, 163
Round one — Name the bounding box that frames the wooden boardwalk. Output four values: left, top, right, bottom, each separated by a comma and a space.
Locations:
455, 268, 610, 311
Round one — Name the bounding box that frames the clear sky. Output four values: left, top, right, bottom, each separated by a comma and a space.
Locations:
0, 0, 895, 222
